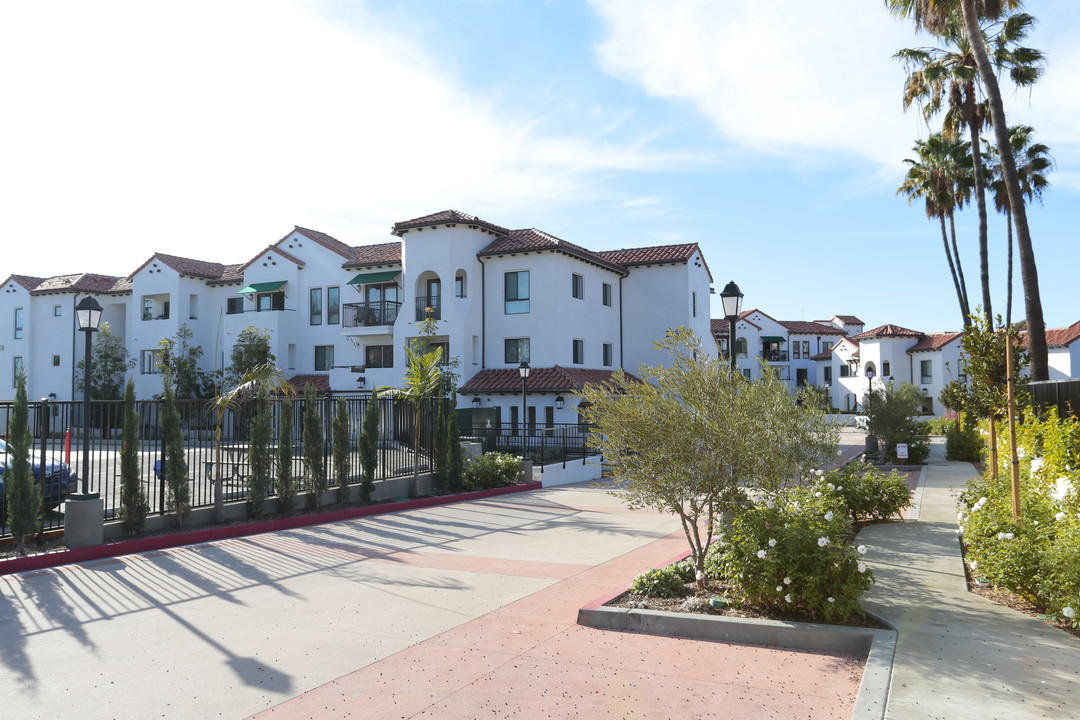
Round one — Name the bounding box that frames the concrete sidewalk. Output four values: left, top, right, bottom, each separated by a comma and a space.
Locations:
857, 441, 1080, 719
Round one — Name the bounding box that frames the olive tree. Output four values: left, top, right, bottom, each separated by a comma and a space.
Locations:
576, 327, 838, 587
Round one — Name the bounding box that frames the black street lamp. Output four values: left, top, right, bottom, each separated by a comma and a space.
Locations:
75, 296, 103, 496
518, 361, 530, 441
719, 280, 743, 376
865, 366, 875, 413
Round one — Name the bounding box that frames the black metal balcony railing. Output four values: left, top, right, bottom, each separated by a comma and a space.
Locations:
342, 301, 401, 328
415, 296, 442, 321
761, 350, 789, 362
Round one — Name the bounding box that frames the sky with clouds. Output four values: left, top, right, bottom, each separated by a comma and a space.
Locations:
1, 0, 1076, 333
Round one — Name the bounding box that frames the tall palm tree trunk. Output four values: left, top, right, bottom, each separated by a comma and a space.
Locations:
947, 211, 971, 323
939, 215, 969, 327
968, 110, 992, 323
961, 0, 1048, 378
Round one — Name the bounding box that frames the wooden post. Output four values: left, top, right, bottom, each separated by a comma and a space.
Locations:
1006, 337, 1021, 522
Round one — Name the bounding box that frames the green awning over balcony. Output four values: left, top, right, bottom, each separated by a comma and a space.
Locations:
760, 336, 786, 343
238, 281, 285, 294
347, 270, 400, 285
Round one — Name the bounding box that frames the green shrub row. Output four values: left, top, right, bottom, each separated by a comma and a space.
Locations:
462, 452, 523, 491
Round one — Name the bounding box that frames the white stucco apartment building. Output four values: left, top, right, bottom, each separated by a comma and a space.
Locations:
0, 210, 714, 427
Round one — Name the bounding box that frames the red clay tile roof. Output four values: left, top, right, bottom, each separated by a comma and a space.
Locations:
30, 273, 128, 295
907, 332, 963, 353
596, 243, 697, 267
288, 374, 330, 394
237, 245, 305, 274
344, 242, 402, 268
835, 315, 864, 325
392, 210, 510, 237
207, 264, 246, 286
853, 324, 924, 339
1041, 323, 1080, 348
459, 366, 637, 394
1, 275, 45, 292
480, 229, 627, 274
780, 320, 848, 336
290, 226, 355, 259
810, 348, 834, 360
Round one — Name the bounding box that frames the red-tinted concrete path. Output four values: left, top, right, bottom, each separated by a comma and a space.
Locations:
252, 503, 863, 719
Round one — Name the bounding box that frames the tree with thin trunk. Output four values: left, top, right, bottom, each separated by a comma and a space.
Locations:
302, 383, 327, 510
886, 0, 1050, 379
5, 373, 40, 555
277, 395, 296, 514
897, 133, 974, 326
160, 367, 190, 526
247, 384, 273, 519
119, 379, 148, 535
986, 125, 1052, 326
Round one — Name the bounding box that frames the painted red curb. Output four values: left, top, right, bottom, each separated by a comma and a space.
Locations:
1, 482, 542, 577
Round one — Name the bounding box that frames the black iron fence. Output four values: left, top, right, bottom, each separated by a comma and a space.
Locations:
459, 422, 598, 471
1029, 379, 1080, 419
0, 394, 450, 538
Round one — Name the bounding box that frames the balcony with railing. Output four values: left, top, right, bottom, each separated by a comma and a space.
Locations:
415, 296, 442, 321
761, 349, 789, 362
342, 301, 401, 329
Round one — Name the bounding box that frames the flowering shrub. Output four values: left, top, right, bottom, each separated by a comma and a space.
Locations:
709, 486, 873, 622
957, 407, 1080, 618
829, 462, 913, 522
945, 424, 983, 462
463, 452, 522, 490
629, 566, 688, 598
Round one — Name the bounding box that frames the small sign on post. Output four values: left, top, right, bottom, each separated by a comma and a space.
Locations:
896, 442, 909, 464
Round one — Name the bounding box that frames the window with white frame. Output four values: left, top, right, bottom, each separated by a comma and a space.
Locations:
504, 271, 530, 314
921, 359, 933, 384
309, 288, 323, 325
572, 273, 584, 300
603, 343, 613, 367
141, 349, 164, 374
327, 286, 340, 325
882, 360, 891, 376
572, 339, 584, 365
602, 282, 612, 307
504, 338, 530, 364
365, 345, 393, 368
13, 308, 23, 339
54, 305, 62, 317
13, 356, 24, 384
314, 345, 334, 371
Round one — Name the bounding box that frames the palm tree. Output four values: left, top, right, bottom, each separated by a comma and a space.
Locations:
384, 344, 445, 498
898, 133, 974, 326
895, 12, 1043, 326
887, 0, 1050, 379
986, 125, 1053, 326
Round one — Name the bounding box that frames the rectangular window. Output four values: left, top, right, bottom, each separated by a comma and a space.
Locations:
802, 341, 810, 357
504, 271, 530, 314
54, 305, 62, 317
327, 286, 340, 325
309, 288, 323, 325
141, 349, 163, 375
257, 291, 285, 312
314, 345, 334, 371
226, 297, 244, 315
365, 345, 394, 369
52, 355, 60, 367
839, 365, 850, 378
692, 291, 697, 318
603, 343, 613, 367
822, 341, 833, 352
13, 356, 24, 384
504, 338, 530, 364
824, 366, 832, 384
572, 273, 584, 300
572, 339, 584, 365
455, 274, 466, 298
13, 308, 23, 339
142, 298, 153, 321
882, 360, 891, 377
793, 343, 801, 360
742, 368, 752, 379
921, 359, 933, 384
602, 283, 612, 307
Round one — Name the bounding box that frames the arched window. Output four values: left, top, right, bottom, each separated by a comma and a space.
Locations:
735, 337, 748, 358
455, 270, 467, 298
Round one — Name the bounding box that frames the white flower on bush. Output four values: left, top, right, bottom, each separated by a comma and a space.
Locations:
815, 469, 824, 476
997, 532, 1005, 540
827, 597, 835, 603
826, 482, 834, 490
1017, 447, 1026, 458
757, 550, 767, 559
857, 562, 867, 573
814, 491, 822, 497
857, 545, 868, 555
696, 569, 704, 581
783, 576, 792, 585
777, 585, 784, 592
817, 537, 830, 547
836, 486, 843, 491
1006, 532, 1015, 540
768, 538, 777, 547
956, 526, 963, 535
824, 511, 835, 522
1052, 477, 1073, 502
957, 511, 965, 521
784, 593, 792, 603
765, 498, 776, 509
1030, 457, 1044, 474
970, 561, 977, 571
1064, 607, 1076, 619
1055, 511, 1067, 522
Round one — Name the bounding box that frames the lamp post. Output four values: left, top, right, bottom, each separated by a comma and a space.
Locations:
518, 361, 530, 444
75, 296, 103, 496
865, 367, 875, 413
719, 281, 744, 377
68, 296, 104, 549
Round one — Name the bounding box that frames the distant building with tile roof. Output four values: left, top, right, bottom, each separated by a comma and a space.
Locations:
0, 210, 714, 421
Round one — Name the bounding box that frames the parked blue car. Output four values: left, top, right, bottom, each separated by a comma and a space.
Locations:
0, 437, 72, 513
